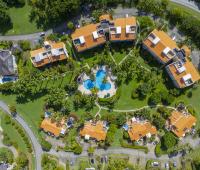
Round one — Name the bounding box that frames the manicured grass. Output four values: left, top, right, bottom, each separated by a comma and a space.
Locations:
169, 2, 200, 20
5, 1, 42, 35
0, 111, 35, 169
112, 128, 123, 147
114, 80, 148, 110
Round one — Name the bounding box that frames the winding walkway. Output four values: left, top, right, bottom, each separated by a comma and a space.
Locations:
0, 101, 43, 170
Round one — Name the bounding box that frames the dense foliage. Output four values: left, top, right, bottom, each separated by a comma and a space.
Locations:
29, 0, 81, 28
0, 147, 14, 164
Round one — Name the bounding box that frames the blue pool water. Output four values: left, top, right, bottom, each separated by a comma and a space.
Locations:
84, 70, 111, 91
0, 76, 17, 84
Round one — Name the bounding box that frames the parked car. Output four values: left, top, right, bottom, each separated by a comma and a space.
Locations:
165, 162, 169, 169
151, 162, 159, 167
173, 161, 177, 167
90, 158, 94, 164
40, 32, 45, 37
101, 157, 104, 163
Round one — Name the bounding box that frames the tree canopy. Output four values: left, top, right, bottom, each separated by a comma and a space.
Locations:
29, 0, 81, 28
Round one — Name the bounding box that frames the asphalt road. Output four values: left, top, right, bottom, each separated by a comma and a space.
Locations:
171, 0, 200, 12
0, 101, 43, 170
0, 0, 199, 41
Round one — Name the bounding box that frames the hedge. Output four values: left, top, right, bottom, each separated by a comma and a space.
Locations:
120, 139, 149, 153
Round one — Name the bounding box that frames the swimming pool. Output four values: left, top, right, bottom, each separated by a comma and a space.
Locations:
83, 70, 111, 91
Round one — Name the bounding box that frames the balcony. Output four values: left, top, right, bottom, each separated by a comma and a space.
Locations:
109, 26, 121, 35
148, 33, 160, 45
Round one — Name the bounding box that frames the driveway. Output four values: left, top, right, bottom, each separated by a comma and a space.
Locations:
0, 101, 43, 170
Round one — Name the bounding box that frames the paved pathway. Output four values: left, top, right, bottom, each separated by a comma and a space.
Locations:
0, 101, 43, 170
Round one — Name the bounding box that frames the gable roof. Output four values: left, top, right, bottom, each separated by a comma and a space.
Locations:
127, 120, 157, 141
71, 23, 106, 52
143, 29, 178, 64
168, 111, 197, 138
30, 41, 68, 67
40, 118, 66, 137
0, 50, 17, 76
79, 121, 107, 141
110, 17, 137, 41
71, 15, 137, 52
167, 58, 200, 88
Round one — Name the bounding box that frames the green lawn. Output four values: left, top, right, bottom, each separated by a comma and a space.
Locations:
169, 2, 200, 20
5, 1, 42, 35
112, 128, 123, 147
0, 111, 35, 169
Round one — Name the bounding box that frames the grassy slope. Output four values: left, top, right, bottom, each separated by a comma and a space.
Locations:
5, 1, 42, 35
169, 2, 200, 20
0, 111, 35, 169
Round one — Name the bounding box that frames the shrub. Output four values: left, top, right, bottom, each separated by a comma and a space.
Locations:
4, 115, 11, 124
18, 40, 31, 51
161, 132, 178, 150
0, 147, 14, 164
41, 138, 52, 151
148, 92, 161, 106
98, 87, 121, 106
73, 144, 82, 154
67, 21, 74, 30
120, 139, 149, 153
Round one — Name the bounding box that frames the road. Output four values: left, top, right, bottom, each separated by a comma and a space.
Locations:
171, 0, 200, 12
0, 0, 199, 41
0, 101, 43, 170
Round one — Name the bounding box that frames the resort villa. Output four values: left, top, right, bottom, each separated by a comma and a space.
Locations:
30, 41, 69, 67
40, 118, 67, 137
166, 110, 197, 139
143, 29, 200, 88
79, 120, 109, 141
123, 117, 157, 142
71, 14, 137, 52
0, 50, 18, 84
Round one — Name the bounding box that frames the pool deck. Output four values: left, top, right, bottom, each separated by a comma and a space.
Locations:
78, 67, 117, 98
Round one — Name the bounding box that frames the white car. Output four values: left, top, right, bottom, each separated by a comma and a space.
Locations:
165, 162, 169, 169
151, 162, 159, 167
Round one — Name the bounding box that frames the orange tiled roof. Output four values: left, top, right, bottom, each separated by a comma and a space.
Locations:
40, 118, 66, 137
79, 121, 107, 141
30, 41, 68, 67
110, 17, 137, 41
143, 29, 178, 64
71, 23, 106, 52
167, 58, 200, 88
168, 111, 197, 138
71, 15, 137, 52
99, 14, 112, 21
127, 120, 157, 141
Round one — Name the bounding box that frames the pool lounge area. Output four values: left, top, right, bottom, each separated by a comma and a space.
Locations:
78, 66, 117, 98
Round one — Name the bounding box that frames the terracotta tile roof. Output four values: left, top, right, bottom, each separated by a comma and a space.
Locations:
40, 118, 66, 137
71, 15, 137, 52
99, 14, 112, 21
30, 41, 68, 67
143, 29, 178, 64
71, 23, 106, 52
168, 111, 196, 138
110, 17, 137, 41
127, 120, 157, 141
79, 121, 107, 141
167, 58, 200, 88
